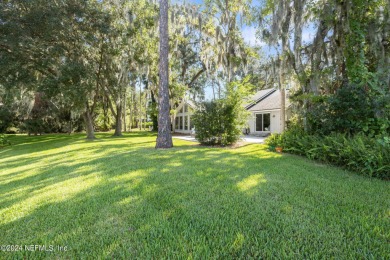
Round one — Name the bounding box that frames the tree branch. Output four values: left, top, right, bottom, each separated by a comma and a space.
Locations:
187, 63, 206, 88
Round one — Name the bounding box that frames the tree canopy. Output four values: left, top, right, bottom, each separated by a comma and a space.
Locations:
1, 0, 388, 143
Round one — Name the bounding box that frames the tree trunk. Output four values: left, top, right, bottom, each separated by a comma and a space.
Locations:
123, 91, 127, 132
129, 87, 134, 131
145, 93, 148, 131
279, 59, 286, 132
151, 90, 158, 131
156, 0, 173, 148
278, 58, 286, 133
212, 80, 216, 100
68, 110, 72, 135
139, 80, 142, 131
104, 92, 122, 136
68, 120, 72, 135
84, 109, 95, 140
218, 82, 221, 99
103, 96, 109, 131
278, 5, 292, 133
280, 88, 286, 132
113, 102, 122, 136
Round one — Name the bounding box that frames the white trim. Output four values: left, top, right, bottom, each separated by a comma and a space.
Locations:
175, 130, 192, 134
249, 108, 281, 113
175, 99, 196, 114
174, 114, 193, 132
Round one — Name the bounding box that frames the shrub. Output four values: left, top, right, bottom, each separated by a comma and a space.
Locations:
326, 84, 377, 135
192, 100, 238, 145
302, 84, 390, 136
192, 78, 252, 146
0, 134, 11, 148
0, 107, 15, 133
21, 119, 46, 135
266, 131, 390, 179
265, 133, 281, 151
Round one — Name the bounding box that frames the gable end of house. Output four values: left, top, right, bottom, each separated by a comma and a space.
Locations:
245, 88, 277, 110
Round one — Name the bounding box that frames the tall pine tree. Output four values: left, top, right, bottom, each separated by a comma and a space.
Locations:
156, 0, 173, 148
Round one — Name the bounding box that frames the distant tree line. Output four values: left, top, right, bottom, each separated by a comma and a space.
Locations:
0, 0, 260, 143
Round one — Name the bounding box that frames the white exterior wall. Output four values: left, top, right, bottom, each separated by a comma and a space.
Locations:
247, 109, 281, 134
270, 110, 281, 133
247, 116, 255, 133
175, 113, 192, 134
174, 102, 194, 134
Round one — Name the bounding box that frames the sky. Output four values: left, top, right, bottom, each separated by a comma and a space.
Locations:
172, 0, 317, 52
171, 0, 317, 99
171, 0, 268, 99
175, 0, 259, 46
171, 0, 273, 51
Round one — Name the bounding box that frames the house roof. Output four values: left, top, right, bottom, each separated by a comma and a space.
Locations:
175, 99, 196, 113
185, 99, 196, 108
249, 88, 276, 103
246, 88, 289, 111
175, 87, 289, 113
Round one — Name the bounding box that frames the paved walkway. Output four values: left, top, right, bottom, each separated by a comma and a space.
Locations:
173, 135, 267, 144
240, 135, 267, 143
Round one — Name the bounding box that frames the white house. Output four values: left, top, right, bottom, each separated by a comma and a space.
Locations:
245, 88, 290, 135
174, 88, 290, 135
173, 100, 195, 134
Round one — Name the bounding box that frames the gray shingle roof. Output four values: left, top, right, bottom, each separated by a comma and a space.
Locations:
246, 88, 289, 111
249, 88, 276, 102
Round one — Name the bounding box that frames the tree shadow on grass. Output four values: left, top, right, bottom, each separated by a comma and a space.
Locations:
0, 133, 156, 172
0, 145, 277, 258
0, 134, 389, 259
1, 132, 156, 161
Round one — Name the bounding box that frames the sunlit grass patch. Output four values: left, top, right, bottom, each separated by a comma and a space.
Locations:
0, 132, 389, 259
236, 174, 266, 193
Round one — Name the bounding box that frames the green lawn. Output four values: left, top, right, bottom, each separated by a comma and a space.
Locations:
0, 132, 389, 259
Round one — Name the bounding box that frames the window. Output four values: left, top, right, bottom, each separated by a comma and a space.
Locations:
179, 116, 183, 130
263, 113, 270, 131
256, 113, 271, 131
184, 116, 188, 130
175, 117, 179, 130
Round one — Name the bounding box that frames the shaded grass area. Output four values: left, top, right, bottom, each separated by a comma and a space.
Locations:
0, 132, 389, 259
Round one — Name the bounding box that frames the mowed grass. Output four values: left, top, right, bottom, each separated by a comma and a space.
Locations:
0, 132, 389, 259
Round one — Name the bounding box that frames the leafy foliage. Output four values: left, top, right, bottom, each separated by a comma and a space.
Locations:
0, 134, 11, 148
0, 106, 15, 133
192, 78, 252, 146
192, 100, 227, 145
266, 129, 390, 179
259, 0, 390, 139
304, 84, 390, 136
0, 0, 257, 140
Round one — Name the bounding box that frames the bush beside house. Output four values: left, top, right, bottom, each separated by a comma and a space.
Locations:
192, 78, 252, 146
